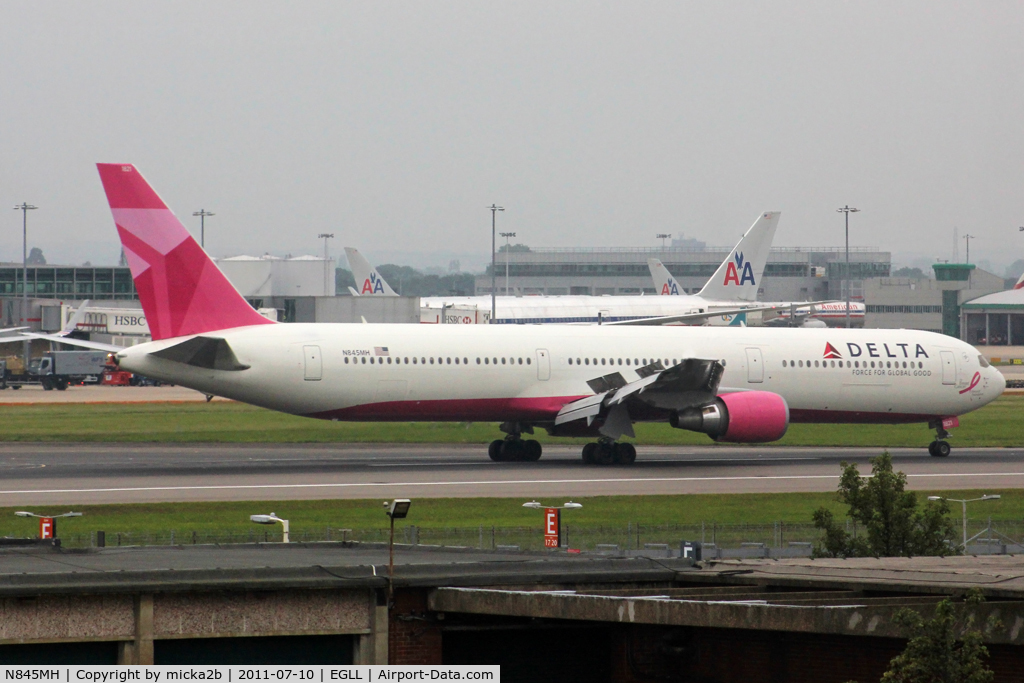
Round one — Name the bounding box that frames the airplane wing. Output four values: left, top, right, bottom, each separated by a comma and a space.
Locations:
14, 333, 123, 353
0, 326, 29, 335
555, 358, 724, 439
602, 304, 782, 326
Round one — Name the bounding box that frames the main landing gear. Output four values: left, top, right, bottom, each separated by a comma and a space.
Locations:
581, 439, 636, 466
928, 421, 952, 458
488, 438, 543, 462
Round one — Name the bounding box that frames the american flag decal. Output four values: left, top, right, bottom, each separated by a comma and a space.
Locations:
374, 347, 390, 357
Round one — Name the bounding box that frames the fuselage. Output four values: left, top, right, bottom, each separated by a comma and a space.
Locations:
117, 324, 1003, 427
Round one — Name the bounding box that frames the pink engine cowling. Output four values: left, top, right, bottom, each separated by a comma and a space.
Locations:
716, 391, 790, 443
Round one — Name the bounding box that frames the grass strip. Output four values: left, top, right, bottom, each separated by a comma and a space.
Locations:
0, 395, 1020, 446
4, 489, 1024, 540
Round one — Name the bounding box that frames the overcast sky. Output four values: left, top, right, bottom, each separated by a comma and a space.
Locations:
2, 2, 1023, 274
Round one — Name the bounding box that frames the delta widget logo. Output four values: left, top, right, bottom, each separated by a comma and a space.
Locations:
723, 252, 756, 286
823, 342, 843, 359
361, 272, 387, 294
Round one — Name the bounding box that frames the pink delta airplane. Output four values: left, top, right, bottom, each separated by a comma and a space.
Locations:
98, 164, 1003, 463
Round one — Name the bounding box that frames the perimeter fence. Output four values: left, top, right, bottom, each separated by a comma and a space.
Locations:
34, 518, 1024, 558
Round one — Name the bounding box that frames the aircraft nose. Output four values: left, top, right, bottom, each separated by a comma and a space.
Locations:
991, 366, 1007, 397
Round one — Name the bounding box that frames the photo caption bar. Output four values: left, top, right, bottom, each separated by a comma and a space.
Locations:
0, 668, 499, 683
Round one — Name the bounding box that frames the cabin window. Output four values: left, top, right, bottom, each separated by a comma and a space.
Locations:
782, 360, 787, 367
493, 358, 498, 365
518, 358, 523, 365
344, 357, 349, 364
501, 358, 506, 365
387, 358, 392, 364
527, 358, 531, 365
421, 358, 426, 364
673, 359, 678, 365
585, 358, 590, 365
476, 358, 481, 364
464, 358, 468, 364
568, 358, 573, 365
600, 358, 605, 366
454, 357, 459, 365
634, 359, 639, 366
446, 357, 451, 364
360, 357, 366, 364
484, 358, 489, 364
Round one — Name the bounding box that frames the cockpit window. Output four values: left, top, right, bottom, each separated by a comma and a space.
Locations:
978, 354, 990, 368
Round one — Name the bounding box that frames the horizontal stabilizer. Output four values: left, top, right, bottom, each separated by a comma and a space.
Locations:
150, 336, 250, 371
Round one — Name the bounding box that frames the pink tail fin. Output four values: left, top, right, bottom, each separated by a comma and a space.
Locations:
97, 164, 274, 341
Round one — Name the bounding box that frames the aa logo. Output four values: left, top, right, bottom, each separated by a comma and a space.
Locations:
361, 273, 386, 294
661, 279, 680, 295
823, 342, 843, 359
723, 252, 755, 286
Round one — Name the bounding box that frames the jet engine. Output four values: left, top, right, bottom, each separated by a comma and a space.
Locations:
669, 391, 789, 443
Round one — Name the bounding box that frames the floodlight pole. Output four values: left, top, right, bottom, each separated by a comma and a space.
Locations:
318, 233, 335, 295
193, 209, 215, 249
488, 205, 504, 323
836, 206, 860, 329
656, 233, 671, 249
388, 512, 396, 603
500, 231, 516, 295
14, 203, 37, 366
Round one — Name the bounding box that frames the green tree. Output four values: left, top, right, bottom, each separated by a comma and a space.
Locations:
812, 453, 956, 558
882, 588, 995, 683
892, 266, 927, 279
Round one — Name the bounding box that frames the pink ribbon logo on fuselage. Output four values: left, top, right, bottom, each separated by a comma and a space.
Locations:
958, 372, 981, 394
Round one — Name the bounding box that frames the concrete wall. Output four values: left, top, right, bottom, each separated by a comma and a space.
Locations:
0, 589, 382, 665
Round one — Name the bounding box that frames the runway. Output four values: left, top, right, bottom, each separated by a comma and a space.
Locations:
1, 443, 1022, 504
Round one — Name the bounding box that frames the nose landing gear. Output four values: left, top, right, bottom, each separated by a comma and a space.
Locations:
927, 420, 953, 457
581, 439, 636, 466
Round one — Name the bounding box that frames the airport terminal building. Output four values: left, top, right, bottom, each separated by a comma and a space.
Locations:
475, 245, 890, 302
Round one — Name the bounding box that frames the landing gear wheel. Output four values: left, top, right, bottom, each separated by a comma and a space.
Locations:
499, 439, 526, 462
594, 442, 615, 466
488, 439, 505, 461
929, 440, 951, 457
56, 379, 68, 391
615, 443, 637, 465
582, 442, 598, 464
522, 440, 542, 462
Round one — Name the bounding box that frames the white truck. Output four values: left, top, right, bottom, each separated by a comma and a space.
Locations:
1, 351, 109, 390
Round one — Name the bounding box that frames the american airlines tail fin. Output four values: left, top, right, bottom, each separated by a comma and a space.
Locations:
344, 247, 398, 296
96, 164, 274, 341
648, 259, 683, 295
697, 211, 781, 302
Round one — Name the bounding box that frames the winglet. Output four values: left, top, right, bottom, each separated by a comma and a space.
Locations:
698, 211, 781, 302
61, 300, 91, 335
96, 164, 274, 340
345, 247, 398, 296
